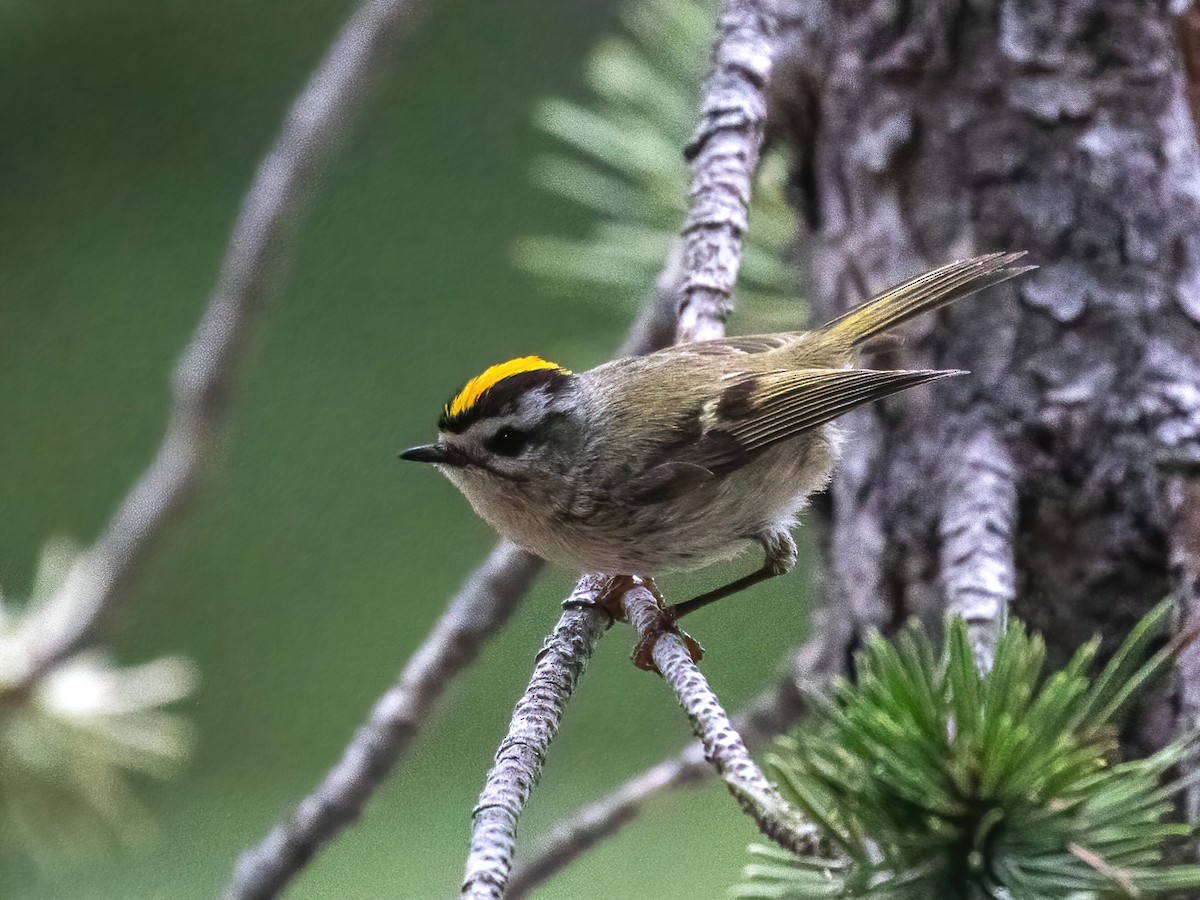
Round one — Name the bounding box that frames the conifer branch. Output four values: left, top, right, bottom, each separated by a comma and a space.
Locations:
506, 610, 847, 896
938, 429, 1017, 673
677, 0, 778, 342
505, 744, 710, 900
461, 583, 611, 900
620, 587, 820, 857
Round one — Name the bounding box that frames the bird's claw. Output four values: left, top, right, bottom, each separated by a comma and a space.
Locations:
631, 604, 704, 672
563, 575, 704, 671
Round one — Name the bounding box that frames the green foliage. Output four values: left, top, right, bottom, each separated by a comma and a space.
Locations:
516, 0, 799, 328
736, 603, 1200, 899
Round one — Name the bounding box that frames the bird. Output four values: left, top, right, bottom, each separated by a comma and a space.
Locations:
401, 252, 1031, 667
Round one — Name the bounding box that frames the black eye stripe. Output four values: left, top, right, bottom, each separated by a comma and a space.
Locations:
487, 427, 531, 457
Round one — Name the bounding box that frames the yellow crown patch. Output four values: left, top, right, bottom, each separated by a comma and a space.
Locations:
445, 356, 570, 419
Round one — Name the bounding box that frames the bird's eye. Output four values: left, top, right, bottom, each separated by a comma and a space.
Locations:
487, 427, 530, 457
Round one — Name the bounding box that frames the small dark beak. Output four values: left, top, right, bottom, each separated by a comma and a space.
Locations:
399, 444, 450, 465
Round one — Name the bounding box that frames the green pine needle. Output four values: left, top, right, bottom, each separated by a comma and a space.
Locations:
736, 601, 1200, 899
516, 0, 800, 332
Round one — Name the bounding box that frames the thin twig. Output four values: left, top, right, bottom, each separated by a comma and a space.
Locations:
938, 429, 1017, 673
505, 744, 709, 899
505, 609, 849, 897
19, 0, 424, 688
461, 580, 611, 900
621, 587, 819, 856
225, 541, 540, 900
677, 0, 778, 342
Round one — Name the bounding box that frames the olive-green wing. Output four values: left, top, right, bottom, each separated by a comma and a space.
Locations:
683, 333, 801, 355
700, 367, 961, 470
624, 368, 960, 506
820, 252, 1031, 348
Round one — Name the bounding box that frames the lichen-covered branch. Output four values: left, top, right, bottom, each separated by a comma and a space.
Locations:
677, 0, 778, 342
460, 581, 611, 900
621, 587, 820, 857
504, 743, 709, 900
225, 542, 540, 900
19, 0, 425, 688
938, 430, 1017, 673
505, 617, 842, 898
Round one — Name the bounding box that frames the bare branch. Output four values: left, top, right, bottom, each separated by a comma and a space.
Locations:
938, 430, 1017, 673
506, 744, 710, 900
677, 0, 778, 342
225, 541, 539, 900
460, 580, 611, 900
506, 607, 850, 897
20, 0, 425, 687
621, 586, 819, 856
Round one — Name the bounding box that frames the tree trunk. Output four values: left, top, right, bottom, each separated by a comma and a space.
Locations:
773, 0, 1200, 744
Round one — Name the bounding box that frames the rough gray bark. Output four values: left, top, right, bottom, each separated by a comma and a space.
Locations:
504, 615, 843, 898
679, 0, 778, 341
775, 0, 1200, 713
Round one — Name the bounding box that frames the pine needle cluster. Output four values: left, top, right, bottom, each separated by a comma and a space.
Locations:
736, 604, 1200, 899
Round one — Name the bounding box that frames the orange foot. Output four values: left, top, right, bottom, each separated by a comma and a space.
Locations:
564, 575, 704, 671
629, 594, 704, 673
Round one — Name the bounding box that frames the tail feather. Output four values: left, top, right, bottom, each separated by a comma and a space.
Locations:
821, 252, 1033, 347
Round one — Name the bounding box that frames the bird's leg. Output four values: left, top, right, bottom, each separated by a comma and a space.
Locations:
566, 575, 702, 672
629, 531, 795, 671
667, 530, 798, 621
628, 576, 704, 671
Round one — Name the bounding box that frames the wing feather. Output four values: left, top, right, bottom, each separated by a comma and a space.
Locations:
820, 252, 1032, 347
715, 368, 960, 457
623, 368, 962, 505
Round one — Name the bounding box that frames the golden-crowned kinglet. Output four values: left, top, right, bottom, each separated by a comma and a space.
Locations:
402, 253, 1030, 664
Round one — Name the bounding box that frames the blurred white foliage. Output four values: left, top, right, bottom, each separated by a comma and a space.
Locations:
0, 538, 198, 867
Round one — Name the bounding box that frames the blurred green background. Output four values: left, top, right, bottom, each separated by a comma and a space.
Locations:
0, 0, 816, 896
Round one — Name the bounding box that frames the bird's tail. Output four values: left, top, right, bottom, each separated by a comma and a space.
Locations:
821, 252, 1033, 348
